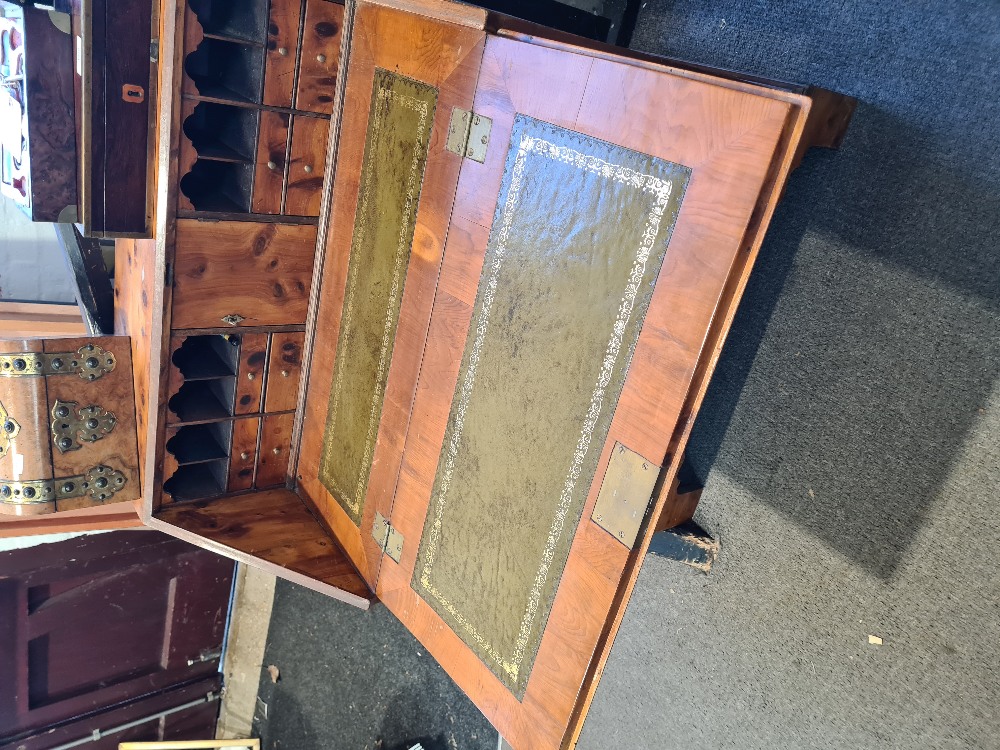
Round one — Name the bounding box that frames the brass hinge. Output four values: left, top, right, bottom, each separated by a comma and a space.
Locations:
0, 344, 116, 381
445, 107, 492, 163
0, 464, 129, 510
372, 511, 404, 564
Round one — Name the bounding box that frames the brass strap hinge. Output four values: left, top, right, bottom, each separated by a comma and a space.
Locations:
372, 511, 404, 564
0, 344, 116, 381
445, 107, 493, 163
0, 464, 129, 509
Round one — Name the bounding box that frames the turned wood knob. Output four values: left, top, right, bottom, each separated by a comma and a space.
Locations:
267, 160, 278, 171
316, 53, 326, 63
278, 47, 289, 56
303, 164, 313, 174
240, 451, 250, 461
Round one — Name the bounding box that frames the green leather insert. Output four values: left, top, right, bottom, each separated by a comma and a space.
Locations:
320, 69, 437, 525
413, 116, 690, 697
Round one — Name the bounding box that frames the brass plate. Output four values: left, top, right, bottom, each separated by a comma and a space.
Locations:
50, 399, 118, 453
592, 442, 661, 549
0, 343, 116, 381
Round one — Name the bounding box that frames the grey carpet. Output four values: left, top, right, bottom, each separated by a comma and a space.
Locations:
578, 1, 1000, 749
256, 2, 1000, 748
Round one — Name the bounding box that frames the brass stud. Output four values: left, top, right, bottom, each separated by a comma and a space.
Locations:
267, 160, 278, 171
240, 451, 250, 461
280, 369, 290, 378
278, 46, 289, 56
303, 164, 313, 174
272, 447, 281, 455
316, 53, 326, 63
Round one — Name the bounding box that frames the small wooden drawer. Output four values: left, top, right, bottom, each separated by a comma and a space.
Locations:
256, 413, 294, 488
171, 219, 317, 329
235, 334, 269, 414
285, 116, 327, 216
295, 0, 344, 114
252, 111, 290, 215
228, 417, 261, 492
263, 0, 303, 108
264, 332, 306, 412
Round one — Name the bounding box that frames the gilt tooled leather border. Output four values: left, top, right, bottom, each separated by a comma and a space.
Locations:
413, 115, 692, 697
320, 69, 438, 525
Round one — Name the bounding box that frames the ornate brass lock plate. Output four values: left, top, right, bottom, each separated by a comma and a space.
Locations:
50, 400, 118, 453
0, 343, 116, 381
0, 400, 20, 460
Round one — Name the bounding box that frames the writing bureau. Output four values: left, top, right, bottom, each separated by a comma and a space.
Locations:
126, 0, 856, 747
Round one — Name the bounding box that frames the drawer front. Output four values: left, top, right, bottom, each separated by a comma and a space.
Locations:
264, 332, 305, 413
284, 116, 327, 217
256, 413, 293, 488
228, 417, 261, 492
172, 220, 317, 329
263, 0, 303, 108
235, 334, 269, 414
295, 0, 344, 114
252, 112, 290, 215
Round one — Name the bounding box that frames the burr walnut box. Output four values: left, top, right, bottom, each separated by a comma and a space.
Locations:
100, 0, 857, 747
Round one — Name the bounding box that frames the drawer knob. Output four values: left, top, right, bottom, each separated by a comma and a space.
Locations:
267, 160, 278, 171
272, 446, 282, 455
240, 451, 250, 461
278, 47, 289, 56
247, 372, 256, 380
303, 164, 313, 174
316, 54, 327, 63
281, 369, 290, 377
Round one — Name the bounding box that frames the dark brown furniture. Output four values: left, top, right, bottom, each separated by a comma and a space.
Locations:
0, 530, 234, 750
0, 1, 77, 222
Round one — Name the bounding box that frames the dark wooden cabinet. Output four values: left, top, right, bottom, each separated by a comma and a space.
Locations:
0, 530, 233, 749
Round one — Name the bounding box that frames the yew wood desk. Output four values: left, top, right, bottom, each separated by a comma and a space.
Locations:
118, 0, 856, 747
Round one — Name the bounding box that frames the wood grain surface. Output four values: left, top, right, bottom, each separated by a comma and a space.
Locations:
171, 219, 317, 329
43, 336, 140, 511
264, 0, 304, 108
253, 112, 291, 215
294, 0, 344, 114
284, 116, 328, 216
295, 1, 486, 587
373, 33, 806, 750
228, 416, 261, 491
235, 333, 269, 414
153, 488, 371, 607
264, 332, 305, 413
257, 413, 294, 487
